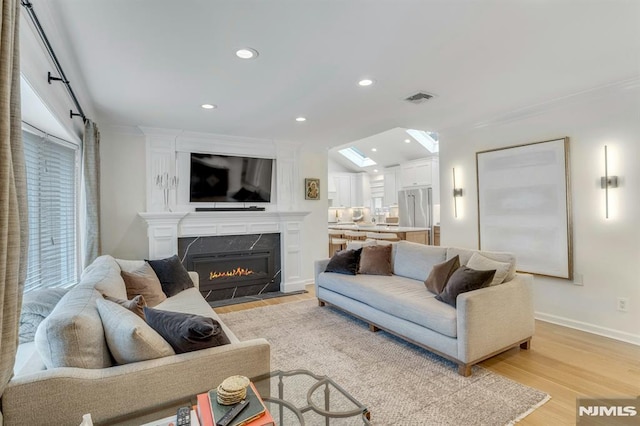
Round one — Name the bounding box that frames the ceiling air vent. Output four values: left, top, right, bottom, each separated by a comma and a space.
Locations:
404, 91, 436, 104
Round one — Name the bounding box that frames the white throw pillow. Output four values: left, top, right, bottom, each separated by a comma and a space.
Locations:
96, 299, 175, 364
466, 252, 511, 286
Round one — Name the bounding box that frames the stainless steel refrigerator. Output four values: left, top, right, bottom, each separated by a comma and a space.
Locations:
398, 187, 433, 244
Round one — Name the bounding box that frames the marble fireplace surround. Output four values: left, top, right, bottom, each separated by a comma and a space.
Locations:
139, 210, 310, 294
179, 233, 281, 302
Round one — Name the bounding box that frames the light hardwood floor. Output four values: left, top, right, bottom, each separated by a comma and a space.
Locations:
215, 285, 640, 425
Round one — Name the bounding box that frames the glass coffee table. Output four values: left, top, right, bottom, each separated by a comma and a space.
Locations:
108, 369, 369, 425
252, 369, 371, 425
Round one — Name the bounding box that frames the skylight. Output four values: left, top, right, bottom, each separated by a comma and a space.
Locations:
338, 147, 377, 168
406, 129, 439, 153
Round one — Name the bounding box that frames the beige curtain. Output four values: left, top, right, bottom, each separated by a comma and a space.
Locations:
82, 120, 101, 267
0, 0, 28, 424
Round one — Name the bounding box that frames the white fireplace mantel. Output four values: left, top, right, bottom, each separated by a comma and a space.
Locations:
139, 210, 311, 293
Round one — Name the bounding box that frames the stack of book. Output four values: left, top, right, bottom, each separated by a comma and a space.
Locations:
196, 382, 274, 426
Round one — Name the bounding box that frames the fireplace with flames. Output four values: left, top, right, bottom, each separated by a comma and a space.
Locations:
178, 234, 281, 302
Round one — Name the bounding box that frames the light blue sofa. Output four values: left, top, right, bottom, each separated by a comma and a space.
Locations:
314, 241, 535, 376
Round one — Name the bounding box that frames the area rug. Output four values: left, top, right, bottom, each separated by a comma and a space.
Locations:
219, 299, 550, 425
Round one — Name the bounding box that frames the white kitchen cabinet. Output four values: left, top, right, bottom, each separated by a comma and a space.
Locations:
334, 174, 352, 207
351, 172, 370, 207
400, 158, 433, 188
327, 172, 370, 208
399, 157, 440, 203
383, 166, 400, 206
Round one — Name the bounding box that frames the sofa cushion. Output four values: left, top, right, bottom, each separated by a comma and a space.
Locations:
121, 263, 167, 307
358, 245, 392, 276
325, 248, 362, 275
393, 241, 447, 281
104, 294, 147, 320
317, 272, 457, 338
34, 286, 113, 369
81, 255, 128, 300
144, 308, 231, 354
424, 255, 460, 294
346, 240, 378, 251
446, 247, 517, 282
436, 266, 495, 307
147, 255, 195, 297
466, 253, 511, 286
115, 258, 146, 273
96, 299, 175, 364
33, 255, 128, 369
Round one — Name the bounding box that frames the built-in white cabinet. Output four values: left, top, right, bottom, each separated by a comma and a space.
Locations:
383, 166, 400, 206
328, 172, 370, 208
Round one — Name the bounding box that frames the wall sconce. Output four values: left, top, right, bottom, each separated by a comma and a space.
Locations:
600, 145, 618, 219
452, 168, 463, 218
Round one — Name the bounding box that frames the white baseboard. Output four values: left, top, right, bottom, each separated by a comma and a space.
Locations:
281, 279, 310, 293
535, 312, 640, 346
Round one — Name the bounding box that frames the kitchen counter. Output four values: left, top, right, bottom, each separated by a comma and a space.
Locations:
328, 223, 437, 245
328, 224, 430, 232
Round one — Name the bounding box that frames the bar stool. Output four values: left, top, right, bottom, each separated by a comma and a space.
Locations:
328, 237, 347, 257
366, 232, 400, 242
329, 229, 344, 237
343, 230, 367, 241
328, 229, 347, 256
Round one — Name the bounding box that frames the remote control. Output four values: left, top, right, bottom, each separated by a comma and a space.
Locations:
216, 400, 250, 426
176, 406, 191, 426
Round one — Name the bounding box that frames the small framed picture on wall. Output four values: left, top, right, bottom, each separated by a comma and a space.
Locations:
305, 178, 320, 200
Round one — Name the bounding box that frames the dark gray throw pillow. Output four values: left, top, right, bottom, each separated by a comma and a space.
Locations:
435, 265, 496, 307
143, 308, 231, 354
146, 255, 194, 297
424, 255, 460, 294
325, 248, 362, 275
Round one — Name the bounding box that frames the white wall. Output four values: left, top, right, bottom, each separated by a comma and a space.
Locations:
439, 84, 640, 344
299, 146, 330, 282
328, 158, 353, 173
100, 127, 149, 259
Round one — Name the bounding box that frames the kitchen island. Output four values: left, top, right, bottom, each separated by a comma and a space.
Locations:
328, 223, 434, 245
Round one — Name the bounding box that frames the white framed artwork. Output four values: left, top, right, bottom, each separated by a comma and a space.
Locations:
476, 138, 573, 279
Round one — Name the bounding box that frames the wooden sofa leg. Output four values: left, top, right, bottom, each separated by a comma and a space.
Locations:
520, 339, 531, 350
458, 364, 472, 377
369, 324, 380, 332
318, 300, 325, 307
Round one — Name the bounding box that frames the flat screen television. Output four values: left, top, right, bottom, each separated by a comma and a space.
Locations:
189, 153, 274, 203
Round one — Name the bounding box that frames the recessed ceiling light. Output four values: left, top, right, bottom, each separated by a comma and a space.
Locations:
201, 104, 216, 109
295, 117, 306, 122
373, 169, 378, 173
404, 139, 411, 143
236, 48, 258, 59
371, 148, 377, 152
358, 79, 374, 87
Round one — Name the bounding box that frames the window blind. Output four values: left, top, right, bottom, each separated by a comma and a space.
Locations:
23, 128, 79, 292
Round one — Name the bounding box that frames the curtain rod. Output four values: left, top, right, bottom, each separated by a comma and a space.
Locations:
21, 0, 88, 123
